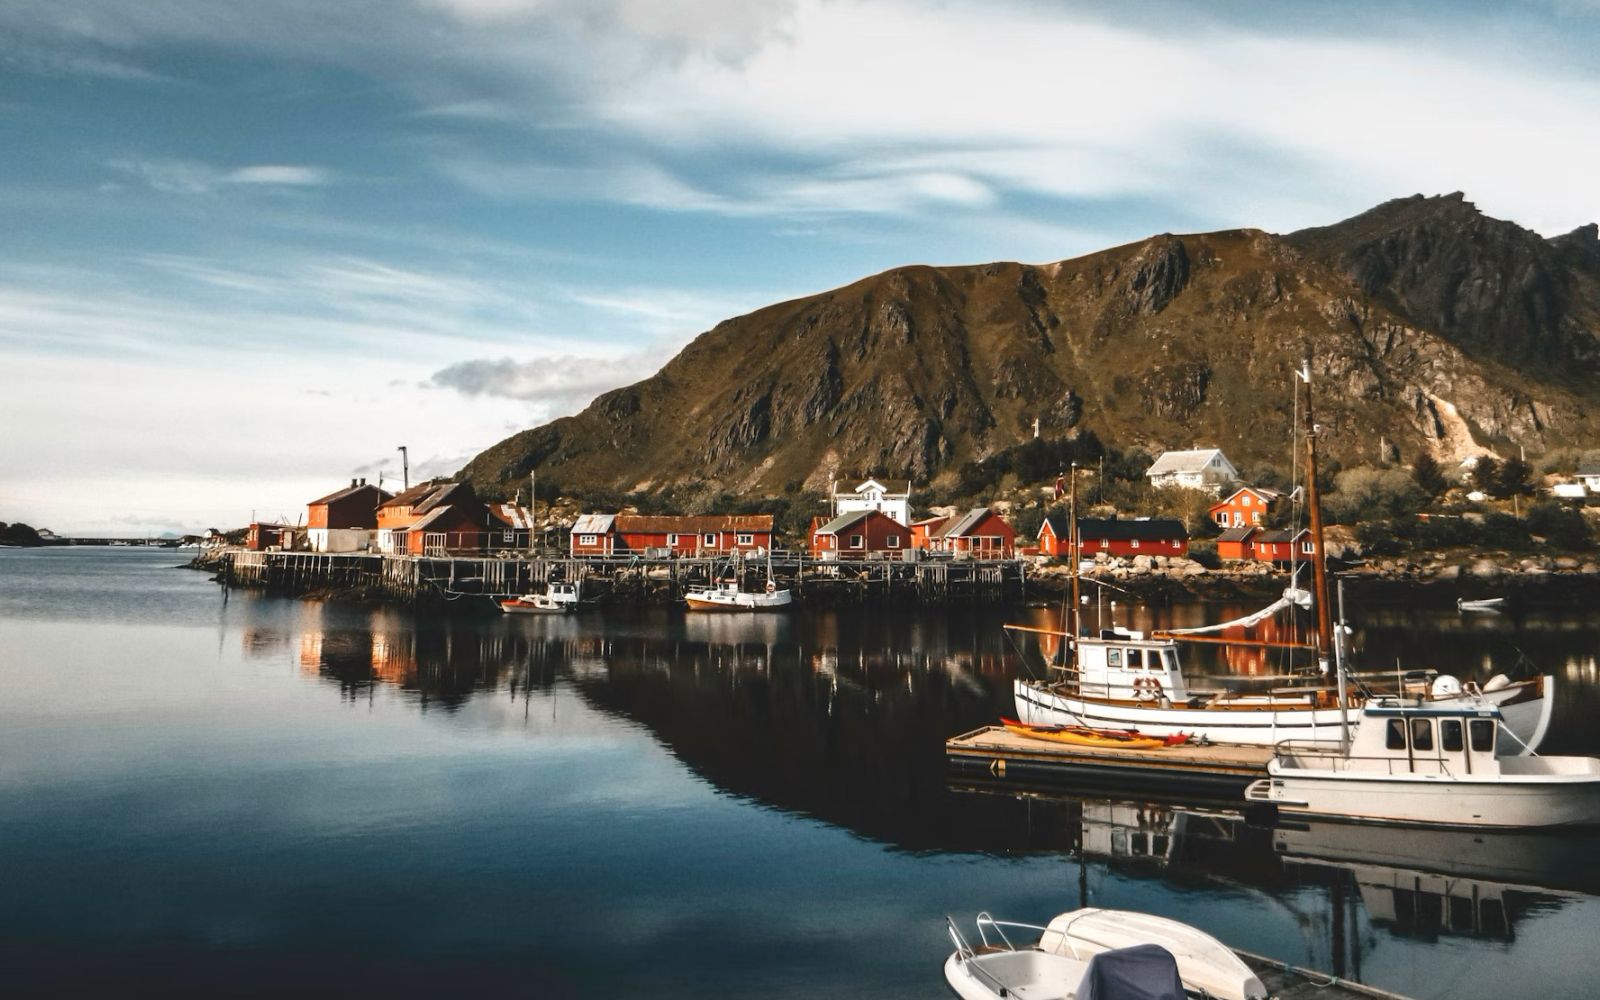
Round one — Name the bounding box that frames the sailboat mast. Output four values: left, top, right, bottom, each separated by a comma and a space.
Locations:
1300, 363, 1333, 671
1069, 463, 1080, 642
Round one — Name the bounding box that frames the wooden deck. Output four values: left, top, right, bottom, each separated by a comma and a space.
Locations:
1239, 950, 1412, 1000
945, 725, 1274, 797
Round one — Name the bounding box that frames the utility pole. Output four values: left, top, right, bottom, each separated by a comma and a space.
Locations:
397, 446, 409, 490
530, 469, 537, 554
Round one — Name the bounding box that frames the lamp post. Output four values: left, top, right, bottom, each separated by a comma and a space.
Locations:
397, 446, 409, 490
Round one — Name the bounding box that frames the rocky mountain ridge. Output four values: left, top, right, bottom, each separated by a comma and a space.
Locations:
460, 195, 1600, 501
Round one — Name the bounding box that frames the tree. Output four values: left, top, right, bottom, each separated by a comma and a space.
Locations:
1495, 456, 1534, 499
1470, 456, 1501, 495
1411, 454, 1448, 498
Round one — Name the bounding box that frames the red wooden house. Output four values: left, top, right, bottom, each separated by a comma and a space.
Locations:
1207, 487, 1282, 529
569, 514, 774, 557
1215, 525, 1259, 560
909, 516, 949, 550
307, 479, 390, 530
810, 509, 910, 559
376, 481, 488, 555
930, 507, 1016, 558
1251, 528, 1313, 563
1075, 518, 1189, 558
1037, 514, 1072, 557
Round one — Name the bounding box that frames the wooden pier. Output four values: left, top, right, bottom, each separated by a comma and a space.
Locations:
945, 726, 1273, 797
214, 549, 1025, 607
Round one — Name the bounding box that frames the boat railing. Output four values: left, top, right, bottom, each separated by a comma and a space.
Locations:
947, 914, 1042, 998
1272, 741, 1460, 777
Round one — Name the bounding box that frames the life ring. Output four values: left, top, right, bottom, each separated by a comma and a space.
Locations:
1134, 677, 1157, 702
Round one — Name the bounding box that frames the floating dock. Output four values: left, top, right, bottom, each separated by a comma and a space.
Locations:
945, 726, 1273, 797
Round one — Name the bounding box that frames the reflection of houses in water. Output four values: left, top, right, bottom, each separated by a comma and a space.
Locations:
1350, 868, 1511, 941
1220, 611, 1305, 676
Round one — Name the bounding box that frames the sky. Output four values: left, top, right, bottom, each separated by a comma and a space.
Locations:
2, 0, 1599, 535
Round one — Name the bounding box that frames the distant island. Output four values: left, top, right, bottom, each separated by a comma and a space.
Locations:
0, 522, 47, 546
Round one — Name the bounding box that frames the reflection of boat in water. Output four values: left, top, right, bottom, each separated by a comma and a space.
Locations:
944, 909, 1266, 1000
1458, 597, 1505, 613
1274, 816, 1600, 898
1253, 702, 1600, 828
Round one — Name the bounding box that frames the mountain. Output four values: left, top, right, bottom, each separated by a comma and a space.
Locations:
460, 196, 1600, 502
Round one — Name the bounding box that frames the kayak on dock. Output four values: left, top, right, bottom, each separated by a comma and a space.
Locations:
1000, 717, 1190, 750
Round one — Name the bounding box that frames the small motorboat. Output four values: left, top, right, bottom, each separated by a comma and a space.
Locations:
1458, 597, 1505, 612
1248, 702, 1600, 828
683, 578, 792, 612
999, 718, 1187, 750
943, 908, 1266, 1000
498, 591, 571, 614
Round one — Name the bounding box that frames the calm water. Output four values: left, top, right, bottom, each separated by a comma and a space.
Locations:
3, 548, 1600, 998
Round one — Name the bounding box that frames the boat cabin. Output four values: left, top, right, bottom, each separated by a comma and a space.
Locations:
1289, 703, 1503, 776
1072, 628, 1189, 703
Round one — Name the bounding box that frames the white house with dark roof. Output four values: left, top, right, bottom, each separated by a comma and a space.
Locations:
1145, 448, 1238, 494
1579, 460, 1600, 494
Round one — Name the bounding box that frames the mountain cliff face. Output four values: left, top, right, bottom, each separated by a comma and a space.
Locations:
461, 196, 1600, 500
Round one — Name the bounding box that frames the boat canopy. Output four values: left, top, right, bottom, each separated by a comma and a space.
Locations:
1075, 945, 1184, 1000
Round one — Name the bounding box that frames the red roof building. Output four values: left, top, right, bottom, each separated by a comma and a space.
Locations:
1215, 525, 1260, 561
929, 508, 1016, 559
1251, 528, 1313, 563
568, 514, 774, 557
1073, 518, 1189, 558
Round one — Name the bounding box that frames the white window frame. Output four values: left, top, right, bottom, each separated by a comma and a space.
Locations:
703, 533, 717, 546
849, 534, 865, 548
1130, 539, 1140, 549
1301, 540, 1315, 555
887, 535, 901, 548
667, 533, 679, 546
580, 534, 597, 545
736, 533, 753, 545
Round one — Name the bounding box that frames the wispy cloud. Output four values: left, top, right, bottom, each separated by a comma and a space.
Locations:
107, 158, 335, 195
426, 348, 668, 419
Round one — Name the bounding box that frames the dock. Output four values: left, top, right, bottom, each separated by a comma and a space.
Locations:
944, 726, 1273, 797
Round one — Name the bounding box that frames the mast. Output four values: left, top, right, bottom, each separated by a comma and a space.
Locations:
1298, 362, 1333, 673
1069, 463, 1080, 646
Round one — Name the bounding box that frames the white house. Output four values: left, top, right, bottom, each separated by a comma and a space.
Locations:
1579, 460, 1600, 493
1145, 449, 1239, 494
832, 478, 912, 526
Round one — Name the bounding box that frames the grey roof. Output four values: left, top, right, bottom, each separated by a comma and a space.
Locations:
1254, 528, 1310, 543
1078, 518, 1188, 541
1146, 448, 1233, 477
1579, 461, 1600, 478
414, 482, 473, 515
1216, 526, 1259, 542
938, 507, 994, 539
571, 513, 617, 535
816, 510, 876, 535
309, 482, 391, 506
408, 506, 463, 532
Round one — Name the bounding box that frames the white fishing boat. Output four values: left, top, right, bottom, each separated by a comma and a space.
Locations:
1457, 597, 1505, 612
943, 908, 1266, 1000
1013, 364, 1553, 752
684, 578, 792, 611
1248, 701, 1600, 828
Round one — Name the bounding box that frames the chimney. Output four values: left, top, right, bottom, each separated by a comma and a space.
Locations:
351, 478, 357, 488
359, 478, 366, 486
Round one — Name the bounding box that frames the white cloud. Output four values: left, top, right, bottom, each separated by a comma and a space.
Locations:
107, 158, 335, 195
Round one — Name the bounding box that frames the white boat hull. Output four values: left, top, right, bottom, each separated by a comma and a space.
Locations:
684, 589, 793, 611
1015, 676, 1553, 753
1257, 765, 1600, 829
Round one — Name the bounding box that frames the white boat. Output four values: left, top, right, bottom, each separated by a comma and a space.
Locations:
1247, 702, 1600, 828
1458, 597, 1505, 612
1013, 629, 1554, 751
499, 581, 587, 614
684, 578, 792, 612
943, 908, 1266, 1000
1015, 363, 1554, 753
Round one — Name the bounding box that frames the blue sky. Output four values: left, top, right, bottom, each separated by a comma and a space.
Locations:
2, 0, 1598, 533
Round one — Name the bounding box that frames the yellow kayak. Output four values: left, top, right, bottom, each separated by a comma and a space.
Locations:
1001, 719, 1169, 750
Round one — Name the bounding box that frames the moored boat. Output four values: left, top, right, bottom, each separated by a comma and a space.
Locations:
943, 908, 1266, 1000
498, 591, 571, 614
1458, 597, 1505, 612
1247, 702, 1600, 828
684, 578, 792, 611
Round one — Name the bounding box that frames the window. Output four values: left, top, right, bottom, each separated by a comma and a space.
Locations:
1252, 512, 1262, 524
704, 533, 717, 546
1242, 495, 1251, 506
887, 535, 901, 548
580, 534, 597, 545
849, 534, 864, 548
1441, 719, 1464, 752
1107, 649, 1122, 668
1127, 649, 1143, 668
737, 533, 754, 545
1470, 719, 1496, 752
1131, 540, 1140, 549
667, 533, 679, 545
1215, 513, 1227, 526
1411, 718, 1434, 751
1386, 719, 1406, 750
1302, 540, 1314, 555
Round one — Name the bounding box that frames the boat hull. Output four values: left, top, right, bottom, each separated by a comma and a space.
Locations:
1015, 676, 1553, 752
1258, 766, 1600, 829
684, 590, 793, 612
498, 600, 570, 614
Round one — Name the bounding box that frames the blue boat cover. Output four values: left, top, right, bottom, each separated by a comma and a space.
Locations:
1075, 944, 1185, 1000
